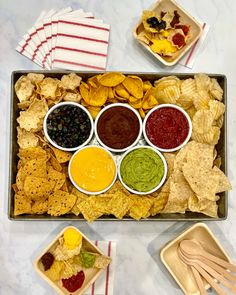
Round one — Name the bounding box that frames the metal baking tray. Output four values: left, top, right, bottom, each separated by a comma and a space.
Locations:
8, 71, 228, 221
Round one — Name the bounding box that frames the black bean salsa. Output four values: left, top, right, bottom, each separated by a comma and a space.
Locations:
47, 105, 91, 148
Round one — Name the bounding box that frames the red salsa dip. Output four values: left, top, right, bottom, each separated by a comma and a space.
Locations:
62, 270, 85, 293
97, 106, 140, 150
145, 106, 189, 150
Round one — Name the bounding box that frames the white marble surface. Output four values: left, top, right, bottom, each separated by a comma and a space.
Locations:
0, 0, 236, 294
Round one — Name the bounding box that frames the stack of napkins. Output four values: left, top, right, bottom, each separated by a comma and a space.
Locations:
16, 7, 110, 71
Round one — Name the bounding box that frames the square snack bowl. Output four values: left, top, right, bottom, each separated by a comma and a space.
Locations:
160, 223, 231, 295
34, 226, 106, 295
133, 0, 202, 66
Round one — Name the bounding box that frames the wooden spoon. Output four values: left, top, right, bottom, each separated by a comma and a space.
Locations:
180, 240, 236, 273
179, 248, 236, 284
179, 249, 236, 294
178, 249, 227, 295
191, 266, 208, 295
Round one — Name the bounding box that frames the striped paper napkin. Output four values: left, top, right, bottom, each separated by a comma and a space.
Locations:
85, 241, 116, 295
179, 20, 210, 69
16, 8, 110, 71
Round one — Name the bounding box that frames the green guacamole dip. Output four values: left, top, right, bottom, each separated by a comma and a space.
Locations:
120, 148, 164, 192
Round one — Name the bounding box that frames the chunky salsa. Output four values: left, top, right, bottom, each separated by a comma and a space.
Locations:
96, 106, 140, 150
145, 107, 189, 150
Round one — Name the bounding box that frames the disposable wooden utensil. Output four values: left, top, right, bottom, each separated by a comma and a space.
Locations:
191, 266, 208, 295
178, 249, 227, 295
180, 248, 236, 284
180, 240, 236, 273
179, 248, 236, 294
201, 257, 236, 284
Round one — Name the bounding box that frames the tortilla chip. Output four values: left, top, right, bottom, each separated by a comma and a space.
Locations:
27, 73, 44, 84
48, 191, 77, 216
45, 260, 65, 281
17, 127, 39, 149
161, 170, 194, 213
212, 166, 232, 193
15, 75, 35, 102
200, 202, 218, 218
188, 194, 219, 211
47, 166, 66, 191
150, 192, 169, 216
174, 141, 196, 171
28, 98, 48, 118
17, 109, 41, 131
63, 92, 81, 102
106, 180, 131, 196
37, 77, 60, 99
18, 146, 47, 161
60, 73, 82, 90
70, 189, 88, 216
24, 176, 54, 200
94, 255, 111, 269
78, 198, 104, 222
16, 158, 47, 191
50, 155, 63, 171
31, 199, 48, 214
163, 152, 176, 178
183, 163, 219, 201
14, 193, 32, 215
50, 146, 72, 163
128, 195, 153, 220
186, 142, 214, 170
108, 192, 133, 219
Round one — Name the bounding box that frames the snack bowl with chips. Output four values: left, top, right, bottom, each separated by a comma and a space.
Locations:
34, 226, 111, 295
118, 146, 167, 195
94, 103, 143, 153
133, 0, 202, 66
160, 223, 231, 295
143, 104, 192, 152
68, 145, 117, 195
43, 101, 94, 152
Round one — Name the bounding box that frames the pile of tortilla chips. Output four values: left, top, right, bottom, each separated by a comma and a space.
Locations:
13, 72, 231, 221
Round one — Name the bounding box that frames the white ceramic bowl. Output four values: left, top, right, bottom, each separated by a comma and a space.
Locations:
118, 145, 167, 195
68, 145, 117, 195
143, 104, 192, 153
43, 101, 94, 152
94, 103, 142, 153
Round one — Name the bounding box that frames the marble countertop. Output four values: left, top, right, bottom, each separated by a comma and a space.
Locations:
0, 0, 236, 294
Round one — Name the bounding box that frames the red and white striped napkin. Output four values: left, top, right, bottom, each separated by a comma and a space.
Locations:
85, 241, 116, 295
179, 20, 210, 69
16, 8, 110, 71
